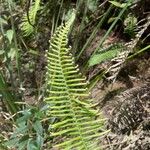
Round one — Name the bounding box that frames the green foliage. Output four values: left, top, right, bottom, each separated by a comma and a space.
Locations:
109, 1, 129, 8
124, 14, 137, 38
20, 0, 41, 36
1, 0, 149, 149
87, 0, 99, 12
0, 129, 9, 150
0, 17, 16, 62
128, 45, 150, 59
5, 29, 13, 44
77, 0, 134, 67
0, 72, 19, 114
5, 106, 46, 150
89, 44, 124, 66
44, 13, 106, 149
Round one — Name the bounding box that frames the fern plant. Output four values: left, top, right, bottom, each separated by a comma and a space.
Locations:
44, 12, 107, 149
20, 0, 41, 36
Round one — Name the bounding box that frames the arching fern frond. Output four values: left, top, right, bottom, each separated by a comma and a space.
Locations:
20, 0, 41, 36
45, 12, 107, 149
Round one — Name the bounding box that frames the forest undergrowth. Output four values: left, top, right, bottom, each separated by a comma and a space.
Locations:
0, 0, 150, 149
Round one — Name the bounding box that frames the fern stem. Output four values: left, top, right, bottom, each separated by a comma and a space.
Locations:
128, 45, 150, 59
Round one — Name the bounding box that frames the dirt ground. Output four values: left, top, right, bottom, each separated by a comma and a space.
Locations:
90, 53, 150, 149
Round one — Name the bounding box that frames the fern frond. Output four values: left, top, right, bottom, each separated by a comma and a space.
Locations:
89, 44, 124, 66
45, 12, 107, 149
20, 0, 41, 36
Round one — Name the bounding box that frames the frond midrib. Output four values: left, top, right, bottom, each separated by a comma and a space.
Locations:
58, 25, 89, 149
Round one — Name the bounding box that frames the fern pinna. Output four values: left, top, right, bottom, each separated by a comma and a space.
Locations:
45, 13, 106, 149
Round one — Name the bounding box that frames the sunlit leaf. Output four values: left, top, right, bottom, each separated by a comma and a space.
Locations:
109, 1, 128, 8
0, 17, 7, 25
33, 121, 43, 136
6, 30, 13, 44
36, 135, 44, 149
87, 0, 98, 12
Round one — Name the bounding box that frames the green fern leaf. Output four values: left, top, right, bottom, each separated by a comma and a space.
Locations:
45, 13, 107, 149
89, 44, 123, 66
20, 0, 41, 36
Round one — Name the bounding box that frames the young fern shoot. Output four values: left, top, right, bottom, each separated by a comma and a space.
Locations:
45, 12, 106, 149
